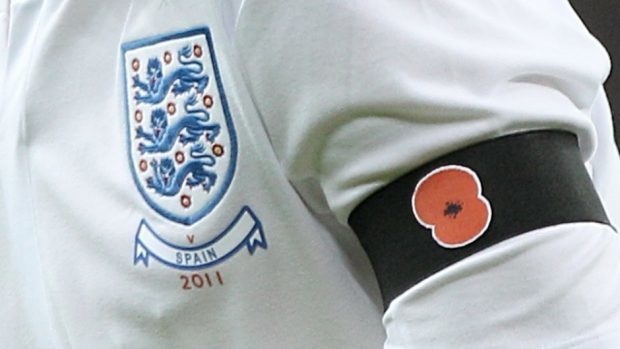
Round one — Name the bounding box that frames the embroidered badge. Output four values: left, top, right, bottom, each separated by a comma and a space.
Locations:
412, 165, 491, 249
122, 27, 266, 271
134, 206, 266, 270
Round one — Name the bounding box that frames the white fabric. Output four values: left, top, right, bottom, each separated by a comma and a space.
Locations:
235, 0, 610, 224
0, 0, 9, 96
588, 88, 620, 226
235, 0, 620, 348
383, 223, 620, 349
0, 1, 384, 348
1, 0, 619, 348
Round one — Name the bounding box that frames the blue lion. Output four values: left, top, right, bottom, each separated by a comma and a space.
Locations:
132, 45, 209, 105
146, 144, 217, 196
135, 95, 220, 154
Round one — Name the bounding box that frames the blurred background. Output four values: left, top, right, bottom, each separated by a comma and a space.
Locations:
570, 1, 620, 149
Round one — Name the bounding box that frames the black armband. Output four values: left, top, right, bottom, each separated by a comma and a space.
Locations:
348, 130, 612, 309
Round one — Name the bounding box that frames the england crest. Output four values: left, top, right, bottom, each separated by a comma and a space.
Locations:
122, 28, 237, 226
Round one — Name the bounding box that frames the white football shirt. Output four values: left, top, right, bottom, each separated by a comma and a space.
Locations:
0, 0, 619, 348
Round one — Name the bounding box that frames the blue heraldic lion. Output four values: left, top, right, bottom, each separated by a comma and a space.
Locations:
147, 143, 217, 196
132, 45, 209, 105
135, 94, 221, 154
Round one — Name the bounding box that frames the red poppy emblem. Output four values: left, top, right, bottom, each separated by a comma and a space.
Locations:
412, 165, 492, 248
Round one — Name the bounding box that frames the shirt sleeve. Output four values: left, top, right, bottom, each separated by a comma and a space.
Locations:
233, 1, 620, 347
233, 0, 610, 224
587, 87, 620, 226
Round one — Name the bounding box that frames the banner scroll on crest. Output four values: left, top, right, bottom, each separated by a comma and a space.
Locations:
134, 206, 266, 270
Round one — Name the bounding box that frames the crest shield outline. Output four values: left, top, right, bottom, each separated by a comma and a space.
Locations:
121, 27, 238, 226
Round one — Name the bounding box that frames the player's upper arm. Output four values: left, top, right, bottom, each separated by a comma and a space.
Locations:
233, 1, 620, 346
234, 0, 608, 224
